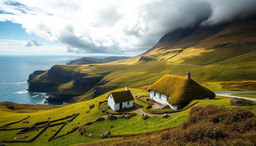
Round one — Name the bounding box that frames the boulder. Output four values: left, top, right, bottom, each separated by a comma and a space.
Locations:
108, 114, 117, 120
89, 104, 95, 109
122, 114, 131, 119
142, 114, 149, 120
99, 130, 111, 138
96, 117, 105, 122
231, 98, 254, 106
6, 104, 15, 110
162, 114, 169, 118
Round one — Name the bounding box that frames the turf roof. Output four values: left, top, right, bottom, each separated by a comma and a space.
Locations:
109, 90, 134, 103
148, 74, 215, 105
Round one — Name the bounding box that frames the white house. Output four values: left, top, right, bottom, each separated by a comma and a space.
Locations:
149, 90, 181, 110
107, 89, 134, 111
148, 71, 215, 110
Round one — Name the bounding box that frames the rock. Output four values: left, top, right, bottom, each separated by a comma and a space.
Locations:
88, 133, 93, 137
23, 136, 28, 139
27, 70, 45, 82
6, 104, 15, 110
84, 122, 93, 125
99, 130, 111, 138
28, 65, 104, 104
96, 117, 105, 122
162, 114, 169, 118
89, 104, 95, 109
231, 98, 254, 106
122, 114, 131, 119
108, 114, 117, 120
2, 125, 8, 129
142, 114, 149, 120
147, 106, 152, 109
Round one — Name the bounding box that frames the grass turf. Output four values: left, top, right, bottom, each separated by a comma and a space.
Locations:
0, 86, 255, 146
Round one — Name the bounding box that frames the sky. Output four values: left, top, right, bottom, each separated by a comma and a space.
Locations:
0, 0, 256, 56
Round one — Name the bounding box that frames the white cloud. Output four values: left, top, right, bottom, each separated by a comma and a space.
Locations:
0, 39, 68, 55
0, 0, 256, 54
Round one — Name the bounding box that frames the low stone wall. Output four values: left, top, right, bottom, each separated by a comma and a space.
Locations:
0, 115, 30, 130
0, 113, 80, 143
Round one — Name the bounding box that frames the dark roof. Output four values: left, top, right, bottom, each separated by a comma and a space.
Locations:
109, 90, 134, 103
148, 74, 215, 105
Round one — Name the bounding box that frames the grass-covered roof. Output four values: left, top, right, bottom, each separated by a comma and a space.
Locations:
148, 74, 215, 105
110, 90, 134, 103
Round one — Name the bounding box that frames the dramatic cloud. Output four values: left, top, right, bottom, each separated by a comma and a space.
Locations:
0, 0, 256, 54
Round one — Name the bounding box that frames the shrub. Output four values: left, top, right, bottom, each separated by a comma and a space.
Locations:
231, 98, 255, 106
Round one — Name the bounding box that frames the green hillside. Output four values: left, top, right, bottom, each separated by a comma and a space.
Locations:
67, 56, 128, 65
27, 18, 256, 103
0, 86, 255, 146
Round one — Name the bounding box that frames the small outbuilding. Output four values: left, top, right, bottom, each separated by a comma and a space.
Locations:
148, 71, 215, 110
107, 89, 134, 111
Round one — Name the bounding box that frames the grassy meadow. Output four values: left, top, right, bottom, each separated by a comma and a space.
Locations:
0, 82, 255, 145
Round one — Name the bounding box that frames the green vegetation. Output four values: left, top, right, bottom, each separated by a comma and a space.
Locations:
91, 105, 256, 146
0, 86, 256, 145
67, 56, 128, 65
2, 17, 256, 146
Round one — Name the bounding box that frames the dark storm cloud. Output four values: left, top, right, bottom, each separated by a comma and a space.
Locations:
59, 26, 119, 53
202, 0, 256, 25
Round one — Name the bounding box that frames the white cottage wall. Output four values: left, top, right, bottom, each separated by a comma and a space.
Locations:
149, 90, 182, 110
108, 95, 116, 110
108, 94, 134, 111
122, 101, 134, 109
114, 103, 120, 111
150, 91, 169, 105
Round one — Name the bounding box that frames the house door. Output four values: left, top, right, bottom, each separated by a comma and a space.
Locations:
119, 102, 123, 110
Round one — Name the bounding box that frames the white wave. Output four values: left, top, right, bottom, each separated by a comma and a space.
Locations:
16, 90, 28, 94
16, 81, 27, 85
37, 99, 48, 105
0, 81, 27, 85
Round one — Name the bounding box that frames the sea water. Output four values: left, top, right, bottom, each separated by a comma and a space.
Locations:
0, 55, 81, 104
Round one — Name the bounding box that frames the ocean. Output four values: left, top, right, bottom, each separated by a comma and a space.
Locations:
0, 56, 82, 104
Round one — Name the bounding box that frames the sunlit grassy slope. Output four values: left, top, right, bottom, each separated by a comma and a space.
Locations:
49, 60, 255, 101
1, 86, 255, 146
30, 18, 256, 102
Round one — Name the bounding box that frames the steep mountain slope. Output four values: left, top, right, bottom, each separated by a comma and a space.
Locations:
28, 17, 256, 103
144, 18, 256, 65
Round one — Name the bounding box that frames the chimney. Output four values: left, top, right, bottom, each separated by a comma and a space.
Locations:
185, 70, 191, 79
125, 86, 129, 91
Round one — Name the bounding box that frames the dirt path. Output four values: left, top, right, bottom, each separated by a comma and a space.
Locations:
216, 91, 256, 101
132, 102, 199, 116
